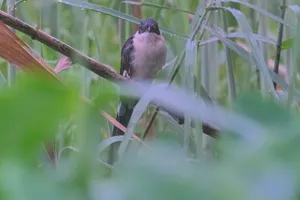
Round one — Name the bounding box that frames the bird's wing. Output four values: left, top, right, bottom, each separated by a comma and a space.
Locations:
120, 36, 134, 78
108, 36, 136, 165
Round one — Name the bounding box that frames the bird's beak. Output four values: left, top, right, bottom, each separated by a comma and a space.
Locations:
146, 26, 151, 32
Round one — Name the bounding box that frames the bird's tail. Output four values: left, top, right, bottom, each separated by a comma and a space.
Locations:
108, 100, 137, 165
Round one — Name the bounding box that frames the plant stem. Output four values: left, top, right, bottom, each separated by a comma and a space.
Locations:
221, 9, 236, 101
7, 0, 16, 86
273, 0, 287, 89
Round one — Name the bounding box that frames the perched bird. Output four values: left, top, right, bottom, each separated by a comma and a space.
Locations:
108, 18, 167, 165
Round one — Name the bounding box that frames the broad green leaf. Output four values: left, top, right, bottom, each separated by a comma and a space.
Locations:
0, 75, 80, 162
234, 93, 292, 129
0, 162, 84, 200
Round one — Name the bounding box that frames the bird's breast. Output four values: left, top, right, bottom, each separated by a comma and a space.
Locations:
131, 33, 166, 80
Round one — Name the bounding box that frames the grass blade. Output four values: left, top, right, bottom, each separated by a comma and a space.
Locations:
98, 136, 135, 155
7, 0, 17, 86
286, 5, 300, 107
122, 1, 194, 14
199, 32, 276, 47
205, 25, 300, 101
222, 7, 279, 99
56, 0, 188, 40
221, 9, 236, 101
118, 82, 162, 161
183, 39, 197, 155
118, 81, 268, 147
257, 0, 269, 94
0, 0, 4, 9
219, 0, 293, 28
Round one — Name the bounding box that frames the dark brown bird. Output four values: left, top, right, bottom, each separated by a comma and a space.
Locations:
108, 18, 166, 165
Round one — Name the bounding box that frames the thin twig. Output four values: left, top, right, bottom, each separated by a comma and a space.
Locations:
273, 0, 287, 89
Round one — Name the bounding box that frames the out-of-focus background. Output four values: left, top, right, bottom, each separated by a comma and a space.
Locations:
0, 0, 300, 199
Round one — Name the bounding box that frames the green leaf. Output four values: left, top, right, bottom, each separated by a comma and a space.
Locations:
234, 93, 292, 129
0, 162, 85, 200
281, 38, 293, 50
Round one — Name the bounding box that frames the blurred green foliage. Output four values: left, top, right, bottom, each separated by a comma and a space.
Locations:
0, 74, 300, 200
1, 0, 300, 199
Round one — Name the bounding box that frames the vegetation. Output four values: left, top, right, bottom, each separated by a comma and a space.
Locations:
0, 0, 300, 199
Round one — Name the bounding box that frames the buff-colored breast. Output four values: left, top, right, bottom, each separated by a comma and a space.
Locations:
131, 32, 166, 80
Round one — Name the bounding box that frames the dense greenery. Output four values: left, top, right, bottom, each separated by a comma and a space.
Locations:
1, 0, 300, 199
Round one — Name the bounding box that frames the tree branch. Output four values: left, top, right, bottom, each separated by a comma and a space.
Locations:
0, 10, 124, 82
0, 10, 219, 138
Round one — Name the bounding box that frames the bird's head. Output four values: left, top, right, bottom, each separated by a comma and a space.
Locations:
138, 18, 160, 35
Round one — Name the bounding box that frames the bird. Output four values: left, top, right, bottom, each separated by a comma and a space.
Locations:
108, 18, 167, 165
